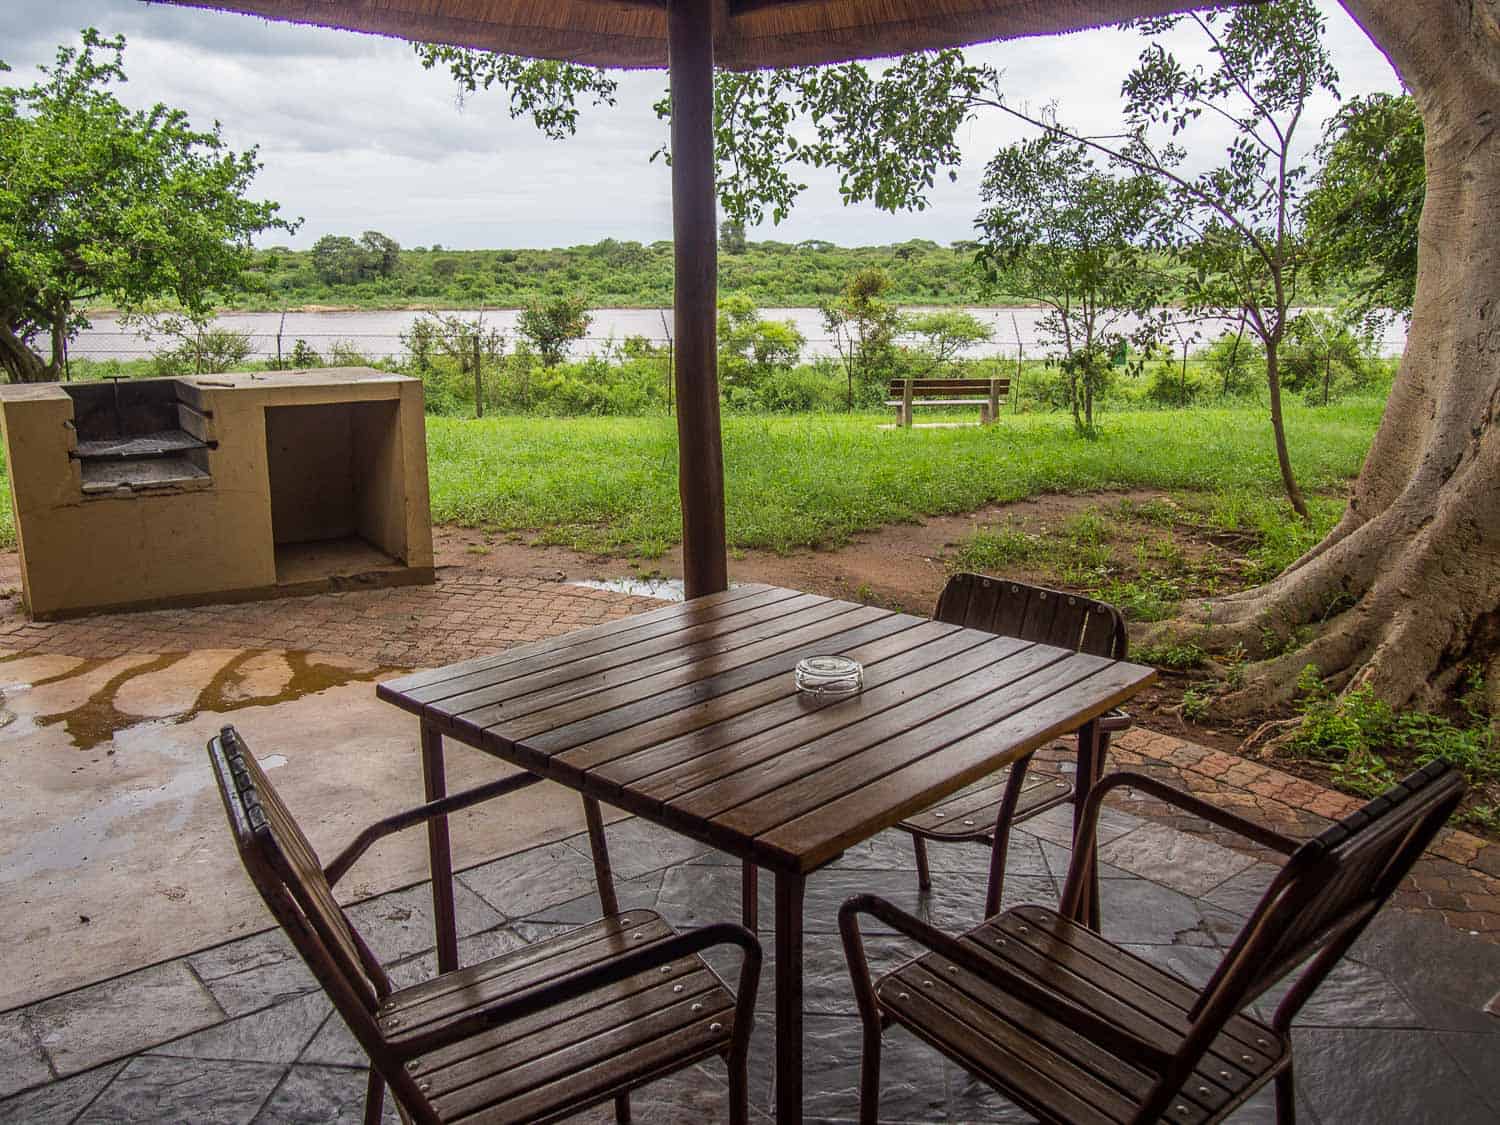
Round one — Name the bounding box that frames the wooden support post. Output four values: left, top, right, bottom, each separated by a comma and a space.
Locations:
669, 0, 727, 599
987, 378, 1000, 425
902, 377, 914, 429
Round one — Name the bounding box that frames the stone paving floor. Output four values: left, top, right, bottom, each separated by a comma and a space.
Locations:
3, 805, 1497, 1124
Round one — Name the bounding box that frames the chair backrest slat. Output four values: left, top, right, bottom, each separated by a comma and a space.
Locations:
935, 573, 1128, 659
209, 727, 391, 1016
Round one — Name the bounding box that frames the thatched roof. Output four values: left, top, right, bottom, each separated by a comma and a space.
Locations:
144, 1, 1228, 70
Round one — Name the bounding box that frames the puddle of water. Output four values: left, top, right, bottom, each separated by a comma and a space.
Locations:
570, 576, 691, 601
8, 650, 391, 751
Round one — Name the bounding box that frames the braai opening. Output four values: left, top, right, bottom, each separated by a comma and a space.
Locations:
264, 401, 406, 583
64, 379, 215, 494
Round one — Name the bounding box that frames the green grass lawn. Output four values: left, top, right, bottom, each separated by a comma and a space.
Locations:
426, 398, 1383, 556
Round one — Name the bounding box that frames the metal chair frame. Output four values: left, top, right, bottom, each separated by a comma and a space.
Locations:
840, 762, 1465, 1125
209, 725, 761, 1125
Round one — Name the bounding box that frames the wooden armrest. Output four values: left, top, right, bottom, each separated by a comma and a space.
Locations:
390, 922, 761, 1058
325, 772, 544, 886
838, 894, 1173, 1072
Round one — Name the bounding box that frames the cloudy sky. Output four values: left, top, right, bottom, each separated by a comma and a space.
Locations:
1, 1, 1404, 250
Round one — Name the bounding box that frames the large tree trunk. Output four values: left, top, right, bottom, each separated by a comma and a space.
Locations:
0, 323, 51, 383
1169, 0, 1500, 716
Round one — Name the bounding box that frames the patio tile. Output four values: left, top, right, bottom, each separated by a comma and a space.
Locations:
28, 960, 224, 1076
1291, 1026, 1493, 1125
520, 872, 664, 926
342, 880, 502, 964
1255, 956, 1420, 1028
75, 1056, 282, 1124
1436, 1032, 1500, 1116
1350, 908, 1500, 1035
563, 815, 715, 879
298, 1014, 366, 1070
1099, 821, 1256, 897
1020, 802, 1141, 849
456, 840, 601, 918
921, 873, 1058, 933
0, 1010, 50, 1099
148, 991, 330, 1065
832, 826, 1050, 880
0, 1061, 123, 1124
1096, 877, 1241, 948
190, 930, 320, 1018
1200, 861, 1281, 918
252, 1064, 399, 1124
655, 863, 770, 931
748, 1015, 951, 1122
1035, 839, 1135, 882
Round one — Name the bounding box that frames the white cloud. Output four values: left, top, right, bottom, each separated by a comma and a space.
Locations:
1, 0, 1402, 250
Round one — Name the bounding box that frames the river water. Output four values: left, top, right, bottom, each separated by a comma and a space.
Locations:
71, 306, 1408, 363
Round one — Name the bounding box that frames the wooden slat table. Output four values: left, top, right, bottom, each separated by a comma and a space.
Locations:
377, 583, 1157, 1124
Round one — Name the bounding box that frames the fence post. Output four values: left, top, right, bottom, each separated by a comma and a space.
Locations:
473, 333, 483, 419
276, 311, 285, 370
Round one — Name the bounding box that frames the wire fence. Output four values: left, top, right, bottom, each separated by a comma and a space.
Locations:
64, 329, 1410, 368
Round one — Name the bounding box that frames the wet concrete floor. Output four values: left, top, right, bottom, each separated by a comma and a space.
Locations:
0, 647, 612, 1011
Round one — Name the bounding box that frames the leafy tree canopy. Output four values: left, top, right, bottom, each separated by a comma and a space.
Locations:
1304, 92, 1423, 320
0, 29, 294, 382
976, 131, 1166, 431
517, 293, 592, 366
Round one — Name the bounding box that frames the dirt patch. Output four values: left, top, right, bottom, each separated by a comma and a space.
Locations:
436, 490, 1164, 615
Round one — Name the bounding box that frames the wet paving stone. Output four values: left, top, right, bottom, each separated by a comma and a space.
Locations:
190, 930, 320, 1018
521, 872, 664, 925
456, 840, 601, 918
1200, 861, 1281, 918
76, 1055, 282, 1124
1099, 821, 1256, 897
0, 1061, 123, 1124
28, 960, 224, 1076
342, 880, 501, 964
1096, 876, 1241, 947
1292, 1026, 1493, 1125
148, 991, 330, 1065
252, 1064, 399, 1124
562, 816, 714, 879
0, 1010, 50, 1099
1349, 908, 1500, 1036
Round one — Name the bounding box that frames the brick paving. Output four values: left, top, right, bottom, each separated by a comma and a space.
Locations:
0, 571, 661, 671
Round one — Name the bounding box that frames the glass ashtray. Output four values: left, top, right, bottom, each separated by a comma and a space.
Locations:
794, 655, 864, 697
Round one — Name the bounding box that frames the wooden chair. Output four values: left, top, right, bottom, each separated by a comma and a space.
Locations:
900, 573, 1132, 916
840, 762, 1464, 1125
208, 724, 761, 1125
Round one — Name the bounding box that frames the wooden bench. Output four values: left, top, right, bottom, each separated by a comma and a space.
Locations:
885, 377, 1010, 427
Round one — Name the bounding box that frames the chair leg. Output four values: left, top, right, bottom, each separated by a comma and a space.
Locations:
729, 1046, 750, 1125
984, 757, 1033, 918
1274, 1063, 1297, 1125
913, 834, 932, 892
614, 1092, 632, 1123
363, 1069, 385, 1125
858, 1023, 882, 1125
741, 860, 759, 933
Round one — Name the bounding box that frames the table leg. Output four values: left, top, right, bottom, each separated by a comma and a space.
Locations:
741, 860, 759, 933
774, 871, 806, 1125
420, 722, 460, 973
582, 796, 621, 916
1071, 718, 1104, 932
